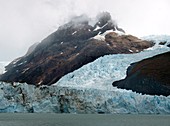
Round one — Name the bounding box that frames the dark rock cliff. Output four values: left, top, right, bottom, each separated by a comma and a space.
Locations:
113, 51, 170, 96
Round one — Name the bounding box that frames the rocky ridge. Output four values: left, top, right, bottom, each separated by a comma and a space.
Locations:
0, 12, 153, 85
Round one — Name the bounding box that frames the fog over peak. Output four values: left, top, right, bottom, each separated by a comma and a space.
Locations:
70, 14, 90, 24
0, 0, 170, 61
59, 12, 118, 30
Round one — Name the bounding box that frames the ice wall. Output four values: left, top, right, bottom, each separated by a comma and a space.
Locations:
0, 82, 170, 114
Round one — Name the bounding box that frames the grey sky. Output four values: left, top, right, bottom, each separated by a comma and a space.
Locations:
0, 0, 170, 61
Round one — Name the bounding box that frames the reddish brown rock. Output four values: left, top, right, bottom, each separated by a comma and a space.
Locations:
105, 33, 152, 53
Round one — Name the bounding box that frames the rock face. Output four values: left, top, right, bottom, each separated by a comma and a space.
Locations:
0, 12, 154, 85
112, 51, 170, 96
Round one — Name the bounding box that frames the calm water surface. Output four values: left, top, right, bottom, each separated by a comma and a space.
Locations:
0, 113, 169, 126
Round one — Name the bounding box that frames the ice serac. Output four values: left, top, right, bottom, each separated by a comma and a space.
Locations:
0, 12, 153, 85
0, 82, 170, 114
113, 51, 170, 96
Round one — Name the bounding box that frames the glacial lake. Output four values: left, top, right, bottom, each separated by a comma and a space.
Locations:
0, 113, 169, 126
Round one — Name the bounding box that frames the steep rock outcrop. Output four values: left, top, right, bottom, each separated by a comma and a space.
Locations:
112, 51, 170, 96
0, 12, 154, 85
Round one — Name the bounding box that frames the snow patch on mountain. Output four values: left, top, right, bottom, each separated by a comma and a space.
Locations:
93, 25, 101, 31
92, 30, 125, 41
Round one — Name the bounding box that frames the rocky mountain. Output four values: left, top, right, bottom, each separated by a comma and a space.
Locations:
112, 51, 170, 96
0, 12, 154, 85
0, 35, 170, 113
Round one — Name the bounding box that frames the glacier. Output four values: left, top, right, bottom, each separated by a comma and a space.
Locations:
55, 35, 170, 91
0, 82, 170, 114
0, 35, 170, 113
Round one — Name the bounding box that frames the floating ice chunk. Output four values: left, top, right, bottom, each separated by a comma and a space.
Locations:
60, 42, 63, 44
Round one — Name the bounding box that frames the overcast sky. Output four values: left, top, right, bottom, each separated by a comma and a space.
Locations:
0, 0, 170, 61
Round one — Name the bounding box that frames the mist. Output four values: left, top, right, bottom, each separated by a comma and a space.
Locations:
0, 0, 170, 61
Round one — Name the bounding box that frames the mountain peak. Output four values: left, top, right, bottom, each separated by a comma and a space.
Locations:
58, 12, 121, 33
0, 12, 153, 85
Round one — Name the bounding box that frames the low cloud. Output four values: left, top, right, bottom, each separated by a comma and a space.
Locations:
0, 0, 170, 61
